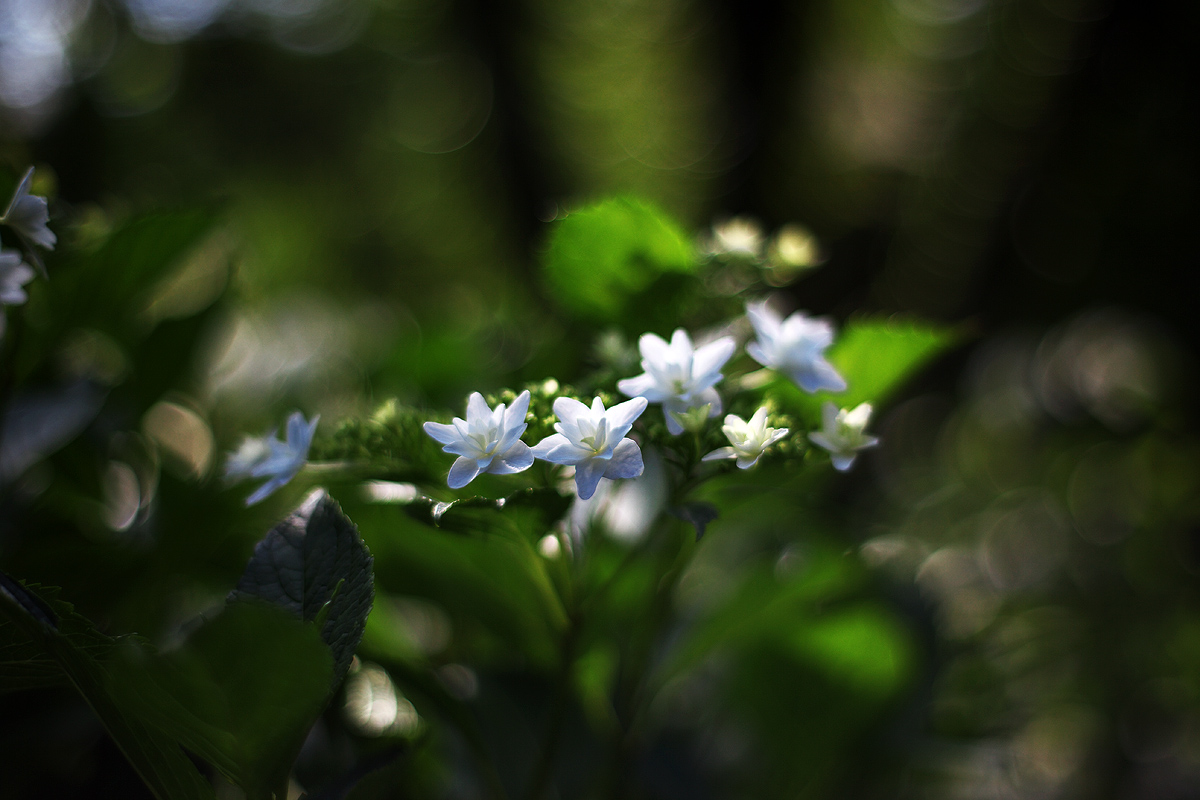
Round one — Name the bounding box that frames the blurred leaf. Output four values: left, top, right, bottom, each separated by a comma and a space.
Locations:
542, 196, 696, 322
783, 603, 916, 697
0, 380, 106, 484
230, 489, 374, 685
0, 575, 216, 800
109, 602, 334, 799
660, 545, 862, 679
40, 209, 219, 343
772, 317, 958, 422
349, 500, 567, 669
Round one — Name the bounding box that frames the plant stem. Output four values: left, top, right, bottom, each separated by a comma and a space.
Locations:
525, 611, 582, 800
0, 308, 26, 476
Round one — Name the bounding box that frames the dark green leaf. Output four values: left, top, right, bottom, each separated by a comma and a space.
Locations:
0, 575, 215, 800
230, 489, 374, 684
403, 487, 571, 540
108, 602, 334, 798
541, 196, 696, 321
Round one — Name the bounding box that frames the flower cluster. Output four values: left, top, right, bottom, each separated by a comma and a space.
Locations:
410, 300, 879, 499
424, 390, 648, 500
1, 167, 55, 336
220, 301, 880, 506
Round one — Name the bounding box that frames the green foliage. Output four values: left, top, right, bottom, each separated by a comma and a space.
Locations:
541, 196, 697, 324
109, 602, 333, 799
771, 316, 960, 422
348, 498, 568, 669
0, 575, 217, 800
230, 489, 374, 685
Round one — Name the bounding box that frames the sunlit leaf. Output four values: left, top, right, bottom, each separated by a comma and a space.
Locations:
542, 196, 696, 321
770, 317, 959, 422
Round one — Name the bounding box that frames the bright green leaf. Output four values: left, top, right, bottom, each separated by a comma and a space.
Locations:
542, 196, 696, 321
771, 317, 959, 421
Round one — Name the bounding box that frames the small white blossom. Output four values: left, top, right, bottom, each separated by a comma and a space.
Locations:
617, 329, 735, 435
0, 249, 35, 337
702, 407, 789, 469
707, 217, 764, 259
745, 300, 846, 394
2, 167, 56, 251
423, 391, 534, 489
225, 411, 319, 505
531, 396, 648, 500
808, 402, 879, 471
1, 249, 34, 305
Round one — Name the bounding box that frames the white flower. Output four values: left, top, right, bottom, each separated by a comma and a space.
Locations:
423, 391, 534, 489
1, 248, 34, 306
745, 300, 846, 393
617, 329, 735, 435
1, 167, 56, 251
808, 402, 879, 471
707, 217, 764, 258
702, 407, 789, 469
531, 396, 648, 500
1, 249, 35, 337
225, 411, 319, 505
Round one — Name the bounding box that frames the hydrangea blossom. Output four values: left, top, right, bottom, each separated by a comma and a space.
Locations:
2, 167, 56, 251
707, 217, 764, 259
1, 249, 34, 336
617, 329, 735, 435
423, 390, 534, 489
224, 411, 319, 505
745, 300, 846, 393
702, 407, 789, 469
532, 396, 648, 500
808, 402, 878, 471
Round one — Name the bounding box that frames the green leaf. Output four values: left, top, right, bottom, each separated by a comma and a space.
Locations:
37, 208, 219, 346
350, 501, 567, 669
230, 489, 374, 685
772, 317, 959, 421
0, 574, 216, 800
402, 487, 571, 540
108, 602, 334, 798
541, 196, 696, 321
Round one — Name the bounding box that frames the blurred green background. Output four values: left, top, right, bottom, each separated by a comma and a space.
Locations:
2, 0, 1199, 798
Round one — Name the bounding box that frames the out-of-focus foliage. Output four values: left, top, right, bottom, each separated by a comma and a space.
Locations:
2, 0, 1199, 797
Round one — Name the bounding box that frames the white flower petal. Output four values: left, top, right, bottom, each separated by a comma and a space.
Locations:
466, 392, 491, 424
831, 453, 857, 471
702, 446, 737, 462
489, 441, 534, 475
638, 332, 672, 364
617, 373, 671, 403
691, 336, 735, 382
603, 438, 644, 480
552, 396, 591, 429
573, 458, 608, 500
603, 396, 648, 442
448, 456, 484, 489
532, 433, 591, 465
503, 391, 531, 431
422, 421, 459, 445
